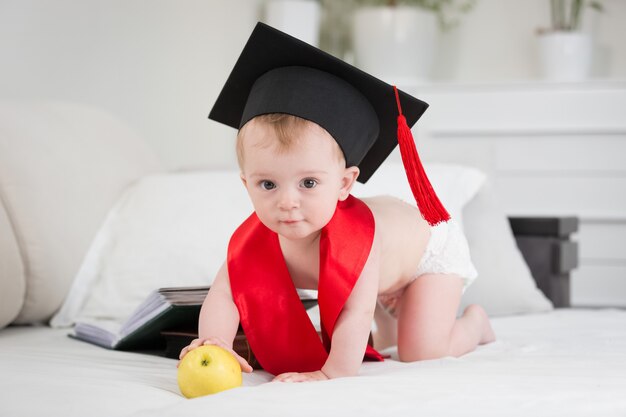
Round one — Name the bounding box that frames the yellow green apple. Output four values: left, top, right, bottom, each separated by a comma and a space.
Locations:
177, 345, 242, 398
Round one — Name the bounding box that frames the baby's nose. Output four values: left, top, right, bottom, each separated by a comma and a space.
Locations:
277, 188, 299, 210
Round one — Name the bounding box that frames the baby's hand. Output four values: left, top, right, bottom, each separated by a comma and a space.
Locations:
272, 370, 329, 383
177, 336, 253, 373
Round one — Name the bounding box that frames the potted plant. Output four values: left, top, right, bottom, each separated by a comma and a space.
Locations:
350, 0, 475, 84
537, 0, 604, 81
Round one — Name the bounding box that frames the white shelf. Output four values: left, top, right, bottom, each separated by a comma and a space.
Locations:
405, 79, 626, 308
397, 78, 626, 94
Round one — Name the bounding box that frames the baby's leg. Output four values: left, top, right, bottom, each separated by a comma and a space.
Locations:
396, 273, 495, 362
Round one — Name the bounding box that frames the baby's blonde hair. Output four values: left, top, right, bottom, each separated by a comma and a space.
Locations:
236, 114, 345, 168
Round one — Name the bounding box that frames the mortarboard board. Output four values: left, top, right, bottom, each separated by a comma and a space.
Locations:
209, 22, 449, 226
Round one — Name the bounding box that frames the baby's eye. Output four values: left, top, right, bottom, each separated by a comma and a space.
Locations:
300, 178, 318, 189
260, 180, 276, 190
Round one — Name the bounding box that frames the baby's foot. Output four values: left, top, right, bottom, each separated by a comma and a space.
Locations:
465, 304, 496, 344
481, 319, 496, 344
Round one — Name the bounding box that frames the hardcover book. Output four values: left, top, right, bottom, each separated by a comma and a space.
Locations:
162, 329, 264, 369
71, 286, 318, 355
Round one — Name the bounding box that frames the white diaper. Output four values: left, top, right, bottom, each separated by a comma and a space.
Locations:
415, 219, 478, 290
377, 219, 478, 317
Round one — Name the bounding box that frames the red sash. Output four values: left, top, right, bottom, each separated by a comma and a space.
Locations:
227, 195, 383, 375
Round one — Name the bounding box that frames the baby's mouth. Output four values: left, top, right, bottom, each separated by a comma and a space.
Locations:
280, 219, 302, 224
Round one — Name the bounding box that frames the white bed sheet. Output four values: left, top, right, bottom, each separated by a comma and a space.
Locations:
1, 309, 625, 417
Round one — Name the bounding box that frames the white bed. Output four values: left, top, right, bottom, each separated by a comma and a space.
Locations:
1, 101, 625, 416
2, 309, 625, 417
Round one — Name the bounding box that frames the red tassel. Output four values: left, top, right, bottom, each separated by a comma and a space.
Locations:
394, 86, 450, 226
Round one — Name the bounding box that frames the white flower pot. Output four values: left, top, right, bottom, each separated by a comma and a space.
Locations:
352, 6, 438, 85
538, 31, 592, 82
264, 0, 321, 47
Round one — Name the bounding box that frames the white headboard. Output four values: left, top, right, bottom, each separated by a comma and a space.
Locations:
0, 100, 163, 327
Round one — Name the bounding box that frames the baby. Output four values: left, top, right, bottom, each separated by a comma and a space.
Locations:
179, 23, 495, 382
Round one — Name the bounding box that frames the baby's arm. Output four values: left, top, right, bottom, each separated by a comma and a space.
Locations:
178, 262, 253, 373
273, 236, 381, 382
321, 235, 380, 378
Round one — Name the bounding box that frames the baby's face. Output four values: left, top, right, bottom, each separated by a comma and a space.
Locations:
239, 120, 357, 242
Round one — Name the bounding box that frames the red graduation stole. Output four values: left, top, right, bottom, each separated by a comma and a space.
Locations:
227, 195, 383, 375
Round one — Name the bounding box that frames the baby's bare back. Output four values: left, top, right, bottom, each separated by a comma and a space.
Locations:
361, 196, 431, 295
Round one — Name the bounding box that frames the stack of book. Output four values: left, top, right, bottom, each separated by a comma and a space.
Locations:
71, 286, 318, 368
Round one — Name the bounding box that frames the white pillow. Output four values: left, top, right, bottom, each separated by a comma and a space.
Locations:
52, 163, 482, 327
51, 163, 549, 328
459, 180, 553, 315
51, 170, 252, 327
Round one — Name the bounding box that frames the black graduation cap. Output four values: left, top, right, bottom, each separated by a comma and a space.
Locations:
209, 22, 449, 226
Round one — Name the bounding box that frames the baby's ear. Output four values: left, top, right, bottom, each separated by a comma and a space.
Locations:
239, 172, 248, 188
339, 166, 360, 201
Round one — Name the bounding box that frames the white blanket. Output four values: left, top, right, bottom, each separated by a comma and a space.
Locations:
2, 309, 625, 417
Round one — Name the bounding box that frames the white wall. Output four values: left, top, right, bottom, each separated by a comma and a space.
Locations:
0, 0, 263, 170
2, 0, 625, 171
2, 0, 625, 306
